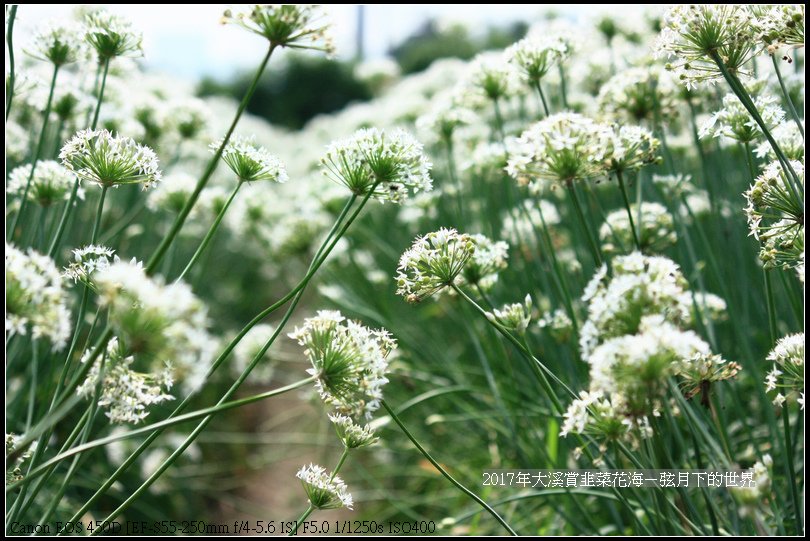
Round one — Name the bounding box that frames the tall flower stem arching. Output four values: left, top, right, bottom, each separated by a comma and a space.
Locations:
5, 5, 18, 119
381, 401, 518, 536
9, 64, 60, 242
710, 51, 803, 204
616, 170, 641, 250
146, 44, 276, 274
176, 180, 243, 282
770, 55, 804, 138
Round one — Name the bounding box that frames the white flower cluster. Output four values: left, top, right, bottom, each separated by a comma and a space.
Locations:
654, 5, 757, 89
6, 434, 37, 485
597, 66, 679, 124
751, 5, 805, 53
221, 5, 335, 53
77, 337, 175, 424
755, 121, 804, 161
600, 202, 676, 255
743, 160, 804, 270
63, 245, 119, 285
395, 228, 475, 303
60, 129, 162, 189
579, 252, 694, 360
486, 295, 532, 334
322, 128, 433, 203
296, 463, 353, 510
453, 52, 523, 109
506, 35, 569, 85
27, 20, 85, 66
731, 455, 772, 517
506, 113, 611, 188
328, 413, 378, 449
459, 234, 509, 290
83, 10, 144, 59
288, 310, 395, 419
6, 244, 71, 350
212, 135, 288, 183
94, 261, 217, 393
7, 161, 75, 207
764, 333, 804, 409
564, 253, 733, 446
602, 125, 660, 175
699, 93, 785, 143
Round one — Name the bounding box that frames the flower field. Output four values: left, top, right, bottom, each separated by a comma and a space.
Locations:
5, 5, 805, 536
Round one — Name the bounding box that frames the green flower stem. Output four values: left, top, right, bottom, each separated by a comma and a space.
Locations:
492, 98, 506, 143
566, 182, 602, 267
444, 138, 465, 225
381, 400, 517, 536
291, 506, 314, 536
558, 64, 568, 109
451, 283, 570, 412
5, 5, 18, 118
47, 57, 110, 259
89, 57, 110, 129
9, 63, 60, 241
712, 52, 802, 203
80, 188, 374, 529
176, 180, 243, 282
25, 341, 39, 430
763, 269, 777, 343
91, 186, 108, 243
146, 44, 276, 274
770, 55, 803, 138
288, 447, 350, 536
533, 80, 550, 117
7, 377, 316, 493
782, 405, 801, 536
616, 170, 641, 251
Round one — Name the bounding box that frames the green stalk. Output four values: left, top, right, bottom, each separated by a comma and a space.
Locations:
5, 5, 18, 119
8, 378, 316, 493
566, 182, 602, 266
25, 341, 38, 430
557, 64, 568, 109
176, 180, 243, 281
763, 269, 777, 343
48, 57, 110, 258
443, 138, 465, 225
146, 44, 276, 274
533, 80, 550, 117
9, 63, 60, 241
491, 98, 506, 143
782, 405, 801, 536
291, 506, 314, 536
89, 58, 110, 129
381, 401, 517, 536
770, 55, 804, 138
616, 170, 640, 250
